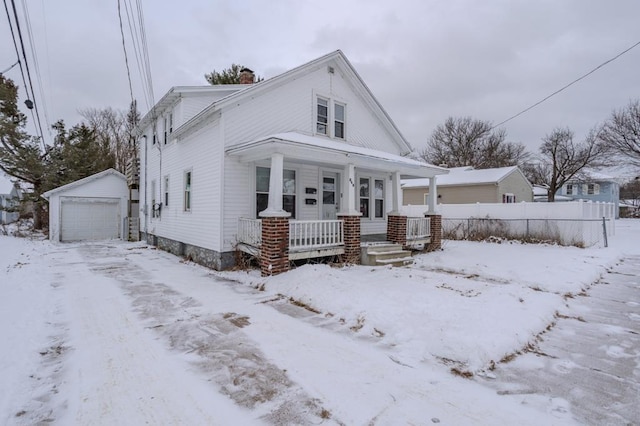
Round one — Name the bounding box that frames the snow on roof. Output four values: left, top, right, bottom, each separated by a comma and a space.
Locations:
227, 132, 448, 176
402, 166, 520, 188
0, 174, 16, 195
41, 168, 125, 199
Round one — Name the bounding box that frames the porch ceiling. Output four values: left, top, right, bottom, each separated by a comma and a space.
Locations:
226, 132, 448, 178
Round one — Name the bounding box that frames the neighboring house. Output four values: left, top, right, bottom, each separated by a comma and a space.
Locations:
402, 166, 533, 205
136, 50, 446, 274
533, 185, 573, 202
0, 174, 22, 225
42, 169, 129, 242
557, 171, 620, 218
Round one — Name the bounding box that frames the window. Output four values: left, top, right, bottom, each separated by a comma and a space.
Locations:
256, 166, 296, 218
503, 193, 516, 203
374, 179, 384, 218
163, 117, 168, 144
585, 183, 600, 195
359, 178, 369, 217
152, 133, 156, 145
164, 176, 169, 207
423, 192, 430, 205
334, 102, 345, 139
359, 177, 385, 219
184, 171, 192, 211
317, 98, 328, 135
566, 184, 575, 195
169, 113, 173, 133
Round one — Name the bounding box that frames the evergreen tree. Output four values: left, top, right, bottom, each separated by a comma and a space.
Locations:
205, 64, 263, 85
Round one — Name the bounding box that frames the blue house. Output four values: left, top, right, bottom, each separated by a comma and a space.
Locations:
0, 175, 21, 225
557, 171, 620, 218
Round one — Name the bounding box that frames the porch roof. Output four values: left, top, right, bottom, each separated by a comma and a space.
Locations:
226, 132, 448, 178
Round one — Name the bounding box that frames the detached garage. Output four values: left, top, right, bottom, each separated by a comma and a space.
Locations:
42, 169, 128, 242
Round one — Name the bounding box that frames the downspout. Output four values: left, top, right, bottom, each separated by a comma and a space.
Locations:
143, 134, 148, 236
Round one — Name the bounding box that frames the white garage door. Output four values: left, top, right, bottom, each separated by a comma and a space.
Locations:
60, 197, 120, 242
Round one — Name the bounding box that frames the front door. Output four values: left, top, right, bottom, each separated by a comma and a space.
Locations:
322, 172, 339, 220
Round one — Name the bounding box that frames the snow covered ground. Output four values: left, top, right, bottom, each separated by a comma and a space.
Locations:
1, 220, 638, 424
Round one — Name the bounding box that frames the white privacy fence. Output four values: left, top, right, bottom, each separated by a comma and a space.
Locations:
402, 201, 616, 247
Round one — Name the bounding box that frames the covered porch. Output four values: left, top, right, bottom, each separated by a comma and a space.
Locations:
226, 132, 446, 275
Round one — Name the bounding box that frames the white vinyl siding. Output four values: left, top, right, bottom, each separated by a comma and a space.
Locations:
222, 64, 403, 154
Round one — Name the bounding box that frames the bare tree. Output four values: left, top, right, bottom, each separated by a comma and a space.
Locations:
599, 99, 640, 167
79, 101, 139, 173
420, 116, 529, 169
524, 127, 610, 201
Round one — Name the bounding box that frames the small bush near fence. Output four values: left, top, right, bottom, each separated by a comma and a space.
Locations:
442, 218, 598, 247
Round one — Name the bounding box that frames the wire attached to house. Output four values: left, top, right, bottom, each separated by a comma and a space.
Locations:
492, 39, 640, 130
1, 59, 19, 74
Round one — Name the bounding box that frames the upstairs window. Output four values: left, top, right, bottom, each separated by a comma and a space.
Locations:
317, 98, 328, 135
169, 113, 173, 133
163, 117, 168, 144
334, 103, 345, 139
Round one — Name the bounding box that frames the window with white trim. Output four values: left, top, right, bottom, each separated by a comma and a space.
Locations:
163, 117, 168, 144
423, 192, 430, 205
565, 184, 575, 195
169, 112, 173, 133
503, 193, 516, 203
584, 183, 600, 195
316, 98, 328, 135
255, 166, 296, 218
184, 171, 192, 211
334, 102, 345, 139
315, 96, 346, 139
359, 177, 385, 219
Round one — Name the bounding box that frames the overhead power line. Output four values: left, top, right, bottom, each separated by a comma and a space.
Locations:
1, 59, 19, 74
493, 39, 640, 130
117, 0, 135, 104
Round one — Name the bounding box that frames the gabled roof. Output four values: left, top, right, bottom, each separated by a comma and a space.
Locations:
136, 85, 245, 136
402, 166, 529, 188
226, 132, 447, 178
156, 50, 414, 155
566, 170, 617, 183
41, 169, 126, 199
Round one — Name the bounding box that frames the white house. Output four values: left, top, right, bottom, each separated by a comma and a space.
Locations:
136, 50, 446, 274
0, 174, 22, 225
42, 169, 128, 242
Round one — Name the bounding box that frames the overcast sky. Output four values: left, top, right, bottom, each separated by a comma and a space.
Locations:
2, 0, 639, 166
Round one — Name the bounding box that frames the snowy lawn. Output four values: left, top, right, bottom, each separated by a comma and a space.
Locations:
1, 219, 638, 424
221, 220, 640, 373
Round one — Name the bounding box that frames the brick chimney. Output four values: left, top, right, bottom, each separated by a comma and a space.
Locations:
239, 67, 255, 84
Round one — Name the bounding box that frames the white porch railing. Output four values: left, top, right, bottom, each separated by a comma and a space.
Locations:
406, 217, 431, 240
290, 220, 344, 251
237, 218, 345, 252
238, 217, 262, 247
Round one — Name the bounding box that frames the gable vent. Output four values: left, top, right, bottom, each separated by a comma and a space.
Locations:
327, 66, 335, 74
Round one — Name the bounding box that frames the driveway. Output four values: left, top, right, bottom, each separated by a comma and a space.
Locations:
481, 255, 640, 425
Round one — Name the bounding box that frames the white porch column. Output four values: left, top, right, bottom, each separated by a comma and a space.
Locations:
389, 171, 402, 215
259, 153, 290, 217
339, 163, 360, 215
427, 176, 438, 213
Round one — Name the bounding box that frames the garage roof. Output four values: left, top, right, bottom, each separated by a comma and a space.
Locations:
42, 169, 126, 199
